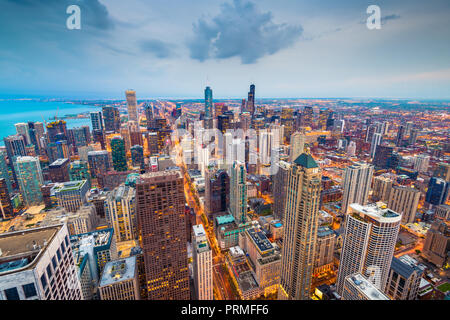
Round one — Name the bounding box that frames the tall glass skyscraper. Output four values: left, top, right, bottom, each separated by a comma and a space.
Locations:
204, 86, 213, 118
111, 136, 128, 172
13, 156, 44, 206
126, 90, 138, 122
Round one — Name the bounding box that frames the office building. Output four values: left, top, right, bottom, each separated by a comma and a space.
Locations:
279, 153, 322, 300
435, 204, 450, 221
68, 160, 91, 186
192, 225, 213, 300
204, 169, 229, 217
13, 156, 43, 206
49, 158, 70, 183
87, 150, 110, 179
46, 120, 68, 143
125, 90, 138, 122
342, 273, 390, 300
0, 150, 12, 194
247, 84, 255, 116
204, 86, 213, 119
105, 185, 136, 242
386, 255, 423, 300
90, 111, 104, 132
0, 224, 82, 300
99, 256, 140, 300
387, 186, 421, 224
130, 145, 144, 169
373, 145, 394, 169
434, 162, 450, 182
53, 180, 89, 213
135, 170, 189, 300
15, 122, 31, 145
336, 203, 401, 295
230, 161, 248, 224
111, 136, 127, 172
41, 206, 98, 236
422, 220, 449, 268
272, 160, 291, 221
102, 106, 121, 132
413, 154, 430, 173
341, 162, 374, 214
425, 177, 449, 206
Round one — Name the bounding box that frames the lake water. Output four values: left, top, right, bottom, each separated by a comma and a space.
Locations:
0, 100, 101, 145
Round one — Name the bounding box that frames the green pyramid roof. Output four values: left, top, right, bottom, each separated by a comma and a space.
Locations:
294, 153, 318, 168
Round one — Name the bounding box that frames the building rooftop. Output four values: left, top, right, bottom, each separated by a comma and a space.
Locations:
294, 153, 318, 168
53, 180, 87, 193
347, 273, 390, 300
99, 256, 137, 287
216, 214, 235, 226
350, 203, 402, 223
49, 158, 69, 167
391, 255, 424, 279
247, 227, 273, 254
0, 225, 61, 275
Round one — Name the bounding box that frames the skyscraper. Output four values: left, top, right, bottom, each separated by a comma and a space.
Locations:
204, 86, 213, 118
135, 171, 189, 300
13, 156, 44, 206
247, 84, 255, 116
426, 177, 449, 206
102, 106, 121, 132
87, 150, 111, 179
46, 120, 68, 143
341, 162, 374, 214
229, 161, 248, 224
204, 169, 230, 217
0, 150, 13, 194
272, 160, 291, 221
396, 125, 405, 147
336, 203, 401, 295
192, 224, 213, 300
289, 132, 306, 162
387, 186, 421, 224
131, 145, 145, 170
370, 133, 382, 158
279, 153, 322, 300
111, 136, 128, 172
69, 160, 91, 186
15, 122, 31, 145
48, 158, 70, 183
0, 178, 13, 220
126, 90, 138, 122
90, 111, 104, 132
105, 185, 136, 242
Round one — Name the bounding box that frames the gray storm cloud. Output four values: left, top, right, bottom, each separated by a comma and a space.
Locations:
187, 0, 303, 64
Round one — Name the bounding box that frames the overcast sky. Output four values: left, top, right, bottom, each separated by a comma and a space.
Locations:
1, 0, 450, 100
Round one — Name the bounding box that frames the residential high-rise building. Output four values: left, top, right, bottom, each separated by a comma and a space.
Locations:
110, 137, 127, 172
425, 177, 449, 206
373, 145, 394, 169
0, 178, 13, 220
336, 203, 401, 295
46, 120, 68, 143
342, 273, 390, 300
192, 224, 213, 300
372, 175, 393, 202
230, 161, 248, 224
13, 156, 43, 206
396, 125, 405, 147
87, 150, 110, 179
102, 106, 121, 132
278, 153, 322, 300
90, 111, 104, 132
302, 106, 314, 128
386, 255, 423, 300
413, 154, 430, 173
272, 160, 291, 221
289, 132, 306, 162
370, 133, 382, 158
387, 186, 421, 224
105, 185, 136, 242
99, 256, 140, 300
341, 162, 374, 214
422, 220, 449, 268
0, 224, 83, 300
135, 171, 189, 300
49, 158, 70, 183
125, 90, 138, 122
